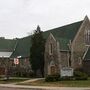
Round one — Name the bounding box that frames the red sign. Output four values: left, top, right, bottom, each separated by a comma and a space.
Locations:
14, 58, 19, 64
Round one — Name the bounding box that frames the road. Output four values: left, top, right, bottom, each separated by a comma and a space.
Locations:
0, 87, 27, 90
0, 84, 90, 90
0, 87, 90, 90
0, 87, 43, 90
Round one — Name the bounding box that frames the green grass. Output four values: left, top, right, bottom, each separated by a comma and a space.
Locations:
58, 80, 90, 87
19, 79, 90, 87
0, 78, 29, 84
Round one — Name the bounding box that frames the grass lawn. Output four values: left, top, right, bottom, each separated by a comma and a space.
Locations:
0, 77, 29, 84
18, 79, 90, 87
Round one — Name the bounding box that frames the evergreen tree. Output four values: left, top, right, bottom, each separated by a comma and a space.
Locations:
30, 25, 45, 77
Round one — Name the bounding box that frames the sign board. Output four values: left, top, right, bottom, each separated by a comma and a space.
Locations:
60, 67, 73, 77
14, 58, 19, 65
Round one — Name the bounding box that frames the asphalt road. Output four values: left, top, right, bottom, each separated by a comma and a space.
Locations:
0, 87, 90, 90
0, 85, 90, 90
0, 87, 44, 90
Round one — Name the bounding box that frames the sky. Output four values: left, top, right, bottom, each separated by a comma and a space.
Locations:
0, 0, 90, 39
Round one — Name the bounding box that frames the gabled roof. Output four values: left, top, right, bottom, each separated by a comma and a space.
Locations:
11, 20, 83, 58
0, 38, 17, 52
11, 36, 32, 58
43, 21, 83, 40
43, 20, 83, 50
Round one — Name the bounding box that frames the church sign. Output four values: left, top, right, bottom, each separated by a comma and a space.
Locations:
60, 67, 73, 77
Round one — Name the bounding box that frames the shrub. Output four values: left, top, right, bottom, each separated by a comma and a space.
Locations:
45, 75, 60, 82
60, 76, 74, 81
74, 70, 88, 80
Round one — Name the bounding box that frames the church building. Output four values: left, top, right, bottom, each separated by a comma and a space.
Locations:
0, 16, 89, 76
44, 16, 90, 76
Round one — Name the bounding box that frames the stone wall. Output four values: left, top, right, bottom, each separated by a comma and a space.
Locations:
44, 34, 61, 76
71, 16, 90, 69
60, 51, 69, 68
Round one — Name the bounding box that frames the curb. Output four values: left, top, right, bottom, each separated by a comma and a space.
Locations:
0, 84, 57, 90
0, 84, 90, 90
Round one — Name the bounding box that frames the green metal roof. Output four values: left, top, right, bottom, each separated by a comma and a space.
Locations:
57, 38, 69, 50
11, 20, 83, 58
43, 20, 83, 50
11, 36, 32, 58
43, 21, 83, 39
0, 38, 17, 52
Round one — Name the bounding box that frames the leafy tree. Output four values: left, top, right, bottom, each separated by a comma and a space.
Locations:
30, 25, 45, 77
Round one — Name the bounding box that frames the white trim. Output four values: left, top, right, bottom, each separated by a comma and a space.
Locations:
17, 56, 22, 58
82, 46, 90, 59
78, 57, 82, 65
45, 33, 57, 47
85, 45, 90, 46
49, 33, 56, 42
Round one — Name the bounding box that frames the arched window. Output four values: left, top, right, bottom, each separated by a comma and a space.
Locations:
85, 30, 90, 45
50, 60, 55, 66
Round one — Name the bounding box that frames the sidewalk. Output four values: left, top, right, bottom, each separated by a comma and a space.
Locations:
19, 78, 44, 84
0, 84, 90, 90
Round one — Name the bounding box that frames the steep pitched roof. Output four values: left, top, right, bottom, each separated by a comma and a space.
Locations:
0, 38, 17, 52
11, 20, 83, 58
43, 21, 83, 40
43, 20, 83, 50
11, 36, 31, 58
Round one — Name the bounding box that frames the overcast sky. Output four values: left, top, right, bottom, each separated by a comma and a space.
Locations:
0, 0, 90, 39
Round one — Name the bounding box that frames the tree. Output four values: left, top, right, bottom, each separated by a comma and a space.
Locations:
30, 25, 45, 77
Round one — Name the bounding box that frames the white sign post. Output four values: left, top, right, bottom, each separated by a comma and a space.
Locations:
60, 67, 73, 77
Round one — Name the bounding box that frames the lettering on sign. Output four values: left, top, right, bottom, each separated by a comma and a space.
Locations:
60, 67, 73, 77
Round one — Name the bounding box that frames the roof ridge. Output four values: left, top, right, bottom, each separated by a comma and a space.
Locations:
44, 20, 83, 33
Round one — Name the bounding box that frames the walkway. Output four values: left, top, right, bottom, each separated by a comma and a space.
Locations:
19, 78, 44, 84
